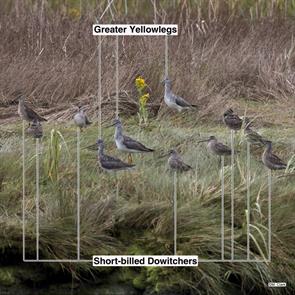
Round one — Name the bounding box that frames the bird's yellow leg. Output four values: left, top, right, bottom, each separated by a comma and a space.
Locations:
128, 153, 133, 164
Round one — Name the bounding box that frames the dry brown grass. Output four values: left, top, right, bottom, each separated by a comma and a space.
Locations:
0, 2, 295, 125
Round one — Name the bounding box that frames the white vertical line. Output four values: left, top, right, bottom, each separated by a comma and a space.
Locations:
173, 171, 177, 255
36, 138, 40, 260
268, 169, 272, 261
115, 36, 119, 119
230, 130, 234, 260
98, 35, 102, 138
77, 127, 80, 260
116, 173, 119, 201
246, 142, 251, 260
221, 156, 224, 260
22, 121, 26, 261
165, 35, 168, 78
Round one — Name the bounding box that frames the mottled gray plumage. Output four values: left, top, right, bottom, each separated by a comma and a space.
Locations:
27, 119, 43, 138
97, 139, 135, 171
199, 136, 232, 156
18, 95, 47, 122
168, 150, 192, 172
223, 108, 242, 131
113, 118, 154, 153
262, 141, 287, 170
163, 78, 197, 112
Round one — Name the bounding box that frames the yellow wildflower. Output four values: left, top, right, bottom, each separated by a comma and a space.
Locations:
135, 76, 146, 90
140, 93, 149, 105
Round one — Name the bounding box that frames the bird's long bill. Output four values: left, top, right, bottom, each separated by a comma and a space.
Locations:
105, 122, 116, 128
197, 139, 209, 144
158, 153, 168, 159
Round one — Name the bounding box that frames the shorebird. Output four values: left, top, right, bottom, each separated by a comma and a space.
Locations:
244, 118, 266, 145
163, 78, 197, 112
18, 95, 47, 124
97, 139, 135, 172
198, 136, 233, 156
223, 108, 242, 131
167, 149, 192, 172
73, 106, 92, 130
262, 140, 287, 170
111, 118, 154, 163
26, 119, 43, 138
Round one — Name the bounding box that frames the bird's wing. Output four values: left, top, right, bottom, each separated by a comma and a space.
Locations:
268, 153, 286, 166
101, 154, 135, 169
246, 129, 265, 144
123, 135, 154, 152
172, 93, 192, 108
25, 105, 47, 121
85, 115, 92, 125
216, 142, 232, 153
171, 157, 192, 171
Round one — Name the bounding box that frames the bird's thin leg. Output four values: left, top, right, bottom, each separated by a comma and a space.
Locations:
128, 153, 133, 164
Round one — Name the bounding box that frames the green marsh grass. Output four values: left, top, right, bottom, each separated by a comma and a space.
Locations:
0, 116, 294, 293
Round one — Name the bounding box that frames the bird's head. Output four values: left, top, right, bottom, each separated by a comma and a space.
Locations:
197, 136, 216, 144
161, 77, 172, 85
107, 117, 122, 127
262, 140, 272, 147
223, 108, 234, 117
168, 149, 177, 156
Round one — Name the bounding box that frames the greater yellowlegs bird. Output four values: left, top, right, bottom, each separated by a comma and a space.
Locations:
97, 139, 135, 172
198, 136, 232, 156
168, 149, 192, 172
244, 118, 266, 145
163, 78, 197, 112
223, 108, 242, 131
27, 119, 43, 138
74, 106, 92, 130
111, 118, 154, 163
18, 95, 47, 124
262, 141, 287, 170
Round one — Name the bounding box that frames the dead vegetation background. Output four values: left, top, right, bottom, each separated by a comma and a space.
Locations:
0, 0, 295, 124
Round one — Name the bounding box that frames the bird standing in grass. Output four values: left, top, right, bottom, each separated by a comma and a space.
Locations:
168, 149, 192, 172
73, 106, 92, 130
198, 136, 232, 156
262, 140, 287, 170
27, 119, 43, 138
223, 108, 242, 131
111, 118, 154, 164
18, 95, 47, 125
163, 78, 197, 112
97, 139, 135, 172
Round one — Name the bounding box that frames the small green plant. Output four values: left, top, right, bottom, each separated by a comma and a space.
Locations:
135, 76, 150, 126
44, 129, 68, 182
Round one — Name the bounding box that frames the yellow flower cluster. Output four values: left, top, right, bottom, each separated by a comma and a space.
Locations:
140, 93, 150, 105
135, 76, 146, 90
